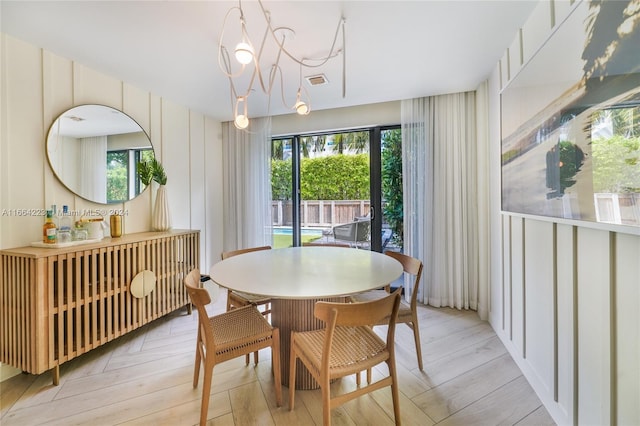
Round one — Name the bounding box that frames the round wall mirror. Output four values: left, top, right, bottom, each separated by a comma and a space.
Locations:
46, 105, 155, 204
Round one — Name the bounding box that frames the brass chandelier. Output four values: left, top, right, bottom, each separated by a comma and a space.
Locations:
218, 0, 346, 129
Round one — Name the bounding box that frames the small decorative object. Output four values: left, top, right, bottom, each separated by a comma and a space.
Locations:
153, 185, 172, 231
85, 218, 106, 240
110, 214, 123, 237
42, 210, 57, 244
73, 222, 88, 241
149, 158, 171, 231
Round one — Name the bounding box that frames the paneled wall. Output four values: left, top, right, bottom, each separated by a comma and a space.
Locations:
489, 1, 640, 424
0, 33, 224, 378
496, 216, 639, 425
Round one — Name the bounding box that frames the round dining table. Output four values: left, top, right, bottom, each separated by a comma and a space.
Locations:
209, 246, 403, 389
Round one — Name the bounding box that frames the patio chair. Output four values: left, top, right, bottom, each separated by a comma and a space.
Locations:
184, 269, 282, 426
302, 242, 351, 247
289, 290, 401, 425
332, 218, 370, 248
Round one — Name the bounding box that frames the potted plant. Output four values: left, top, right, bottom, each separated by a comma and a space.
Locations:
138, 158, 171, 231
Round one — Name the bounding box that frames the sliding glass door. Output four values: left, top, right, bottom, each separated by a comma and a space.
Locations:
271, 126, 402, 252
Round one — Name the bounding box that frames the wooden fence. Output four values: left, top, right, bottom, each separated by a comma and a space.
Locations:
272, 200, 370, 227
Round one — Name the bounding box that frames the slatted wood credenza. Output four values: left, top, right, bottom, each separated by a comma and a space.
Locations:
0, 229, 199, 384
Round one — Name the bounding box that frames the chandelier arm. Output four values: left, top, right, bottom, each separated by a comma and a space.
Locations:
264, 40, 285, 94
295, 17, 345, 69
269, 65, 296, 111
218, 7, 252, 79
219, 46, 250, 80
236, 63, 259, 99
246, 17, 278, 96
257, 0, 345, 68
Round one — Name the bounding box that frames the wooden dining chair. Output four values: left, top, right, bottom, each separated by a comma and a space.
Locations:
221, 245, 272, 317
221, 245, 273, 364
184, 269, 282, 426
289, 291, 402, 426
350, 250, 424, 372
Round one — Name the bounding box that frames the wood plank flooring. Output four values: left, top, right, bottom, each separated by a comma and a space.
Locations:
1, 290, 556, 425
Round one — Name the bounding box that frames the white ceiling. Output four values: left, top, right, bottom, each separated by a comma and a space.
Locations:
1, 1, 537, 122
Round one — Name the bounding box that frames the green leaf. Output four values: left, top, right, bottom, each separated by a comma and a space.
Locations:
151, 158, 167, 185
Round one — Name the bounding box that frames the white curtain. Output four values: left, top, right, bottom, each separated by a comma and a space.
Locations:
79, 136, 107, 203
221, 117, 273, 252
402, 90, 488, 313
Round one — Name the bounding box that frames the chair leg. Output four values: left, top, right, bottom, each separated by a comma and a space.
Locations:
410, 318, 423, 371
387, 359, 401, 425
193, 345, 202, 388
288, 336, 298, 410
272, 328, 282, 406
321, 378, 331, 426
199, 359, 215, 426
226, 289, 233, 311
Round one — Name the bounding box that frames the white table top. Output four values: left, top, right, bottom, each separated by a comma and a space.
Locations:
209, 246, 403, 299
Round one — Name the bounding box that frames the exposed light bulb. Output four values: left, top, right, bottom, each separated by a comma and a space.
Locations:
234, 42, 254, 65
234, 114, 249, 129
294, 88, 310, 115
294, 100, 309, 115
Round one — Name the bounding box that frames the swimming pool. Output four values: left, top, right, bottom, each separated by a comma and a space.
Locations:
272, 227, 324, 236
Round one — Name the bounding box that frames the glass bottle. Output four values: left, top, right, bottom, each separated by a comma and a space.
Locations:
50, 204, 59, 229
43, 210, 57, 244
58, 205, 72, 243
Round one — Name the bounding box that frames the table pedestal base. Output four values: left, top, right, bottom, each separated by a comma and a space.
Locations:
271, 297, 345, 390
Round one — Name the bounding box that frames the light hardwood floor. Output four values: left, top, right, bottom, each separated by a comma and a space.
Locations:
1, 289, 556, 425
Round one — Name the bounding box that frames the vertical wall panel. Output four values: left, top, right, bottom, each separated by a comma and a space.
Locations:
615, 233, 640, 426
524, 219, 554, 395
502, 216, 512, 335
500, 52, 510, 90
73, 63, 121, 108
122, 83, 153, 234
189, 111, 206, 269
555, 223, 575, 422
553, 0, 575, 29
2, 35, 45, 247
521, 1, 553, 64
160, 99, 190, 231
576, 227, 611, 425
508, 33, 522, 80
42, 51, 74, 212
510, 216, 525, 355
204, 116, 223, 275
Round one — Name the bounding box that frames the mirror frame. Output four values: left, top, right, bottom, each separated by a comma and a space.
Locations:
46, 104, 154, 205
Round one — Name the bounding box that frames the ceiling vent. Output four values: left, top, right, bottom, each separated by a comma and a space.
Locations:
305, 74, 329, 86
